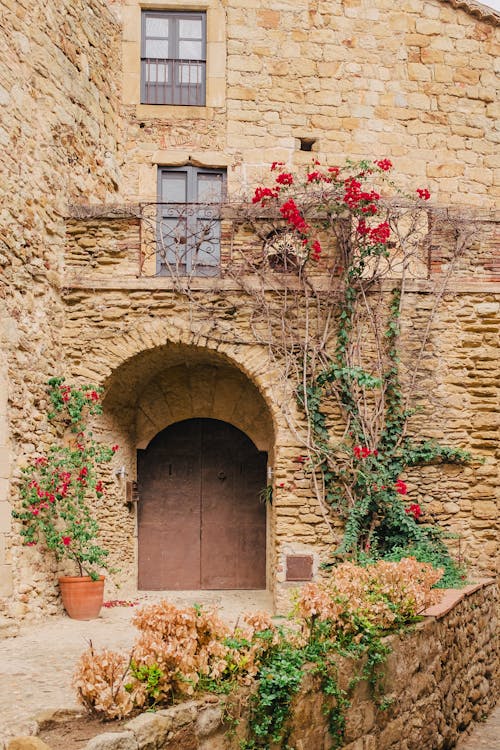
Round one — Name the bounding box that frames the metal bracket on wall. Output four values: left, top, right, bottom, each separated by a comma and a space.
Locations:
126, 480, 139, 511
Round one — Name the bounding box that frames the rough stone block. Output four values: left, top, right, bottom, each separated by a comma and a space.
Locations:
474, 302, 499, 316
0, 500, 11, 532
6, 739, 53, 750
125, 712, 173, 748
0, 615, 19, 638
427, 162, 464, 177
158, 701, 199, 728
84, 732, 138, 750
195, 706, 223, 738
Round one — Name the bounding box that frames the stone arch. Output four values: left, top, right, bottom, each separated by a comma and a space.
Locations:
96, 319, 279, 452
135, 362, 272, 450
101, 346, 276, 452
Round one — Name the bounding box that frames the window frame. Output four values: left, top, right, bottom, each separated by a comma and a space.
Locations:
140, 10, 207, 106
156, 165, 226, 277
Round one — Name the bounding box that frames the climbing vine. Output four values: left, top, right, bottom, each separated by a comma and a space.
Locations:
246, 159, 472, 578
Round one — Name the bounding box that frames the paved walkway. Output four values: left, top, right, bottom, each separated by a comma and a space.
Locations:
0, 590, 497, 750
456, 702, 500, 749
0, 590, 272, 748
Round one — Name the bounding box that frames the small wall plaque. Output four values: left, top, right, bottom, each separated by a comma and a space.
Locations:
286, 555, 314, 581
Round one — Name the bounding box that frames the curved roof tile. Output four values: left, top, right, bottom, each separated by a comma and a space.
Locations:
440, 0, 500, 24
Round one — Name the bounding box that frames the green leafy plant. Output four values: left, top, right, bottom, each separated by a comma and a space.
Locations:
12, 377, 117, 579
128, 661, 165, 707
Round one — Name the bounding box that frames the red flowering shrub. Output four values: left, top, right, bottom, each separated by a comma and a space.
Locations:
12, 378, 115, 579
250, 157, 406, 265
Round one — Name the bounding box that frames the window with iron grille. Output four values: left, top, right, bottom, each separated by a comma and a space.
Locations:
157, 166, 225, 277
141, 11, 206, 106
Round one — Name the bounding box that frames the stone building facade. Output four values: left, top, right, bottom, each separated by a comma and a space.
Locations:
0, 0, 498, 620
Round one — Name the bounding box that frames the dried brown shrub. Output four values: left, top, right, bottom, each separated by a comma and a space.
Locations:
131, 601, 231, 699
73, 644, 137, 719
298, 557, 442, 631
74, 602, 234, 718
74, 559, 444, 719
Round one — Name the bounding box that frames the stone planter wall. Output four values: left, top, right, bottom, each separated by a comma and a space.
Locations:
67, 580, 497, 750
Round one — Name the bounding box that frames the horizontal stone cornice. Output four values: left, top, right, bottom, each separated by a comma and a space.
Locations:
62, 276, 500, 294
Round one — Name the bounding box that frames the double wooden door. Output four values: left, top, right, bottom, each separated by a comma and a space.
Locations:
138, 418, 267, 589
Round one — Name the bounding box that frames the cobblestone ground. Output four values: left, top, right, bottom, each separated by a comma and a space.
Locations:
456, 702, 500, 750
0, 590, 272, 749
0, 591, 497, 750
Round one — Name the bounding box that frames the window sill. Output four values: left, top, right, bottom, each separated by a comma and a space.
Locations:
136, 104, 216, 120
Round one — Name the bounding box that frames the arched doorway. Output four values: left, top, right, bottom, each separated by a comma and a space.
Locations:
137, 418, 267, 590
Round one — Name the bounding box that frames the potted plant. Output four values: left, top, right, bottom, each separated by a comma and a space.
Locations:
13, 377, 118, 619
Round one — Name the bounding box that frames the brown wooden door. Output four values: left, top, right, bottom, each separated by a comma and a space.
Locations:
138, 418, 267, 590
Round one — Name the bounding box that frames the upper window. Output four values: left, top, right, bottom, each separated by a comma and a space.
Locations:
157, 166, 225, 277
141, 11, 206, 106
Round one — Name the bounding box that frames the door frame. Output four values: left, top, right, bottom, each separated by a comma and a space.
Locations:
136, 418, 270, 590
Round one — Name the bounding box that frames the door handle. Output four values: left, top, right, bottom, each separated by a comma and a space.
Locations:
217, 471, 227, 481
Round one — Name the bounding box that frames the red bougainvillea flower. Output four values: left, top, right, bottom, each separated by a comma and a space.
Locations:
405, 503, 422, 520
353, 445, 374, 458
35, 456, 48, 466
270, 161, 285, 171
356, 220, 370, 236
311, 240, 322, 260
369, 222, 391, 245
279, 199, 310, 235
343, 178, 362, 208
112, 445, 119, 453
275, 172, 294, 186
59, 385, 71, 401
417, 188, 431, 200
306, 170, 331, 184
86, 390, 100, 402
375, 159, 393, 171
395, 479, 408, 495
252, 186, 279, 205
62, 536, 72, 546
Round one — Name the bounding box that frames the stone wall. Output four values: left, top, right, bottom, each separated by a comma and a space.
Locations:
1, 0, 498, 620
0, 0, 122, 619
113, 0, 499, 207
57, 206, 499, 610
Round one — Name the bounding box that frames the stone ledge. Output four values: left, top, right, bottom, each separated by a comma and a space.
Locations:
62, 276, 500, 294
422, 577, 496, 619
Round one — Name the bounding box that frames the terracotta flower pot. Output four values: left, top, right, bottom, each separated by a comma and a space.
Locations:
58, 575, 105, 620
